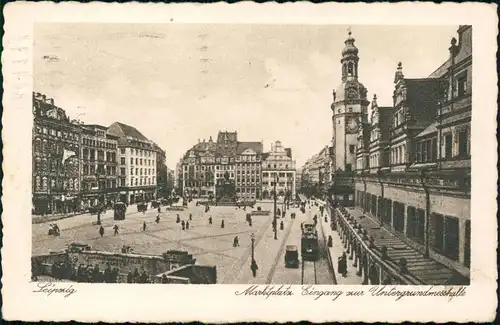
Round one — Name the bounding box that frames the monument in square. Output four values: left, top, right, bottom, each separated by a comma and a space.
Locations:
215, 171, 237, 205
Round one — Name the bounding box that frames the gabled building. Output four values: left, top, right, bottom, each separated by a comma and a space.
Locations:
235, 141, 263, 200
181, 137, 217, 198
261, 141, 296, 200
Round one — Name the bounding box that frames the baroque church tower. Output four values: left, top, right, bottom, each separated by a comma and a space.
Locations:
331, 29, 370, 172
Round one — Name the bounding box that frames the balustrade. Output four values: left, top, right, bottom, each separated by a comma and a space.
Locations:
333, 207, 422, 285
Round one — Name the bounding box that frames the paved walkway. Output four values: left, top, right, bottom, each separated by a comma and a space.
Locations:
319, 202, 362, 285
344, 206, 466, 285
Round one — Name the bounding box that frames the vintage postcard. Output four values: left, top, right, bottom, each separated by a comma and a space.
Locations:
2, 1, 498, 323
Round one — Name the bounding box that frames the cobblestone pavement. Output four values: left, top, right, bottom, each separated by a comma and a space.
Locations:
33, 201, 312, 283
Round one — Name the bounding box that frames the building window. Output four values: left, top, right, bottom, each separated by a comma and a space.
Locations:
464, 220, 471, 268
431, 213, 459, 261
444, 216, 460, 261
444, 134, 453, 159
456, 73, 468, 97
458, 129, 469, 157
349, 145, 355, 154
345, 163, 352, 172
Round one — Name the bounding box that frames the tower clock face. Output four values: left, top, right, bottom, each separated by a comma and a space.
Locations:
347, 89, 358, 100
346, 117, 359, 133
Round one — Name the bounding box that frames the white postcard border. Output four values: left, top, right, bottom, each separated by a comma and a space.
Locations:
2, 2, 498, 322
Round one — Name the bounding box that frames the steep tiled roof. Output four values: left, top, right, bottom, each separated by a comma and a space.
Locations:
183, 140, 217, 159
236, 141, 263, 155
108, 122, 149, 141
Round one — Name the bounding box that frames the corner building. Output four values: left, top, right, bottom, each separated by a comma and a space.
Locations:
348, 26, 471, 281
108, 122, 158, 204
32, 93, 81, 214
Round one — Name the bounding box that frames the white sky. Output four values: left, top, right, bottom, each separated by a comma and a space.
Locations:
34, 24, 458, 168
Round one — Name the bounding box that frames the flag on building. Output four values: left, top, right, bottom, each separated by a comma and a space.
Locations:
62, 149, 76, 164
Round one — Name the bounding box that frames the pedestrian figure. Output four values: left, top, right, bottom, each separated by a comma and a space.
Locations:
99, 226, 104, 237
209, 216, 212, 225
189, 213, 192, 221
280, 220, 284, 230
143, 221, 147, 231
113, 224, 119, 236
156, 214, 160, 224
176, 214, 181, 223
221, 220, 225, 228
97, 211, 101, 225
186, 221, 190, 230
328, 235, 333, 248
127, 271, 134, 283
133, 268, 140, 283
233, 236, 240, 247
325, 216, 328, 223
181, 220, 185, 230
158, 206, 161, 213
251, 260, 258, 278
338, 252, 348, 277
104, 264, 112, 283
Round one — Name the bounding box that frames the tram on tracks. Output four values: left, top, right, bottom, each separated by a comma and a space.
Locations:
301, 220, 319, 261
300, 219, 320, 284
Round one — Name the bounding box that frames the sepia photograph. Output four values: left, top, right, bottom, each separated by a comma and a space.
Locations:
31, 23, 472, 286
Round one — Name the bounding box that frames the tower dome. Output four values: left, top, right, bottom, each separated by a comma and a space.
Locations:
341, 30, 359, 57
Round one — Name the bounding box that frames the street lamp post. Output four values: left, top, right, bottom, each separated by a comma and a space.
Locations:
251, 233, 255, 261
273, 173, 278, 240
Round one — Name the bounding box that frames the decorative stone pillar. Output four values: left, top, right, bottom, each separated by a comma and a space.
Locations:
362, 254, 370, 285
349, 239, 354, 260
369, 263, 380, 285
356, 250, 363, 277
353, 245, 359, 267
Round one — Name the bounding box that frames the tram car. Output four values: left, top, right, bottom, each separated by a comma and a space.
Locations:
301, 221, 319, 261
114, 202, 127, 220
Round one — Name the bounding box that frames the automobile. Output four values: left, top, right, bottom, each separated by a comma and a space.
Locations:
67, 242, 91, 253
284, 245, 300, 268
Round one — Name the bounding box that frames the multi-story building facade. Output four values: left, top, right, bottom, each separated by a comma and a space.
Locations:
346, 26, 471, 281
79, 124, 119, 208
235, 141, 263, 200
32, 92, 81, 214
182, 137, 217, 198
261, 141, 296, 200
108, 122, 158, 204
175, 159, 183, 195
180, 133, 264, 200
154, 143, 169, 199
299, 146, 331, 197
